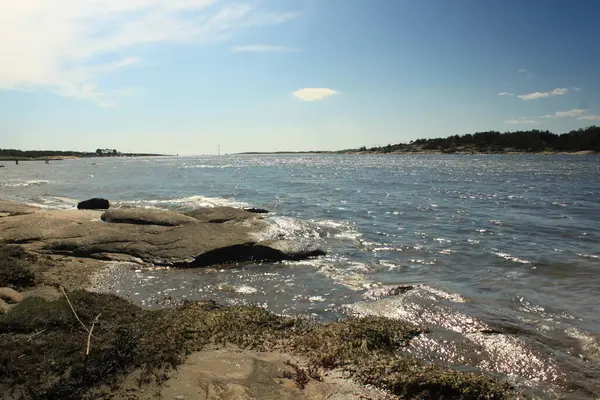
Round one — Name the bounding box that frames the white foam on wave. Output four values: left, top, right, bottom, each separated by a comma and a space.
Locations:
217, 283, 259, 294
284, 256, 379, 291
25, 196, 79, 210
1, 179, 54, 187
576, 253, 599, 260
493, 251, 531, 264
260, 216, 323, 240
118, 195, 249, 210
565, 327, 600, 361
181, 164, 234, 169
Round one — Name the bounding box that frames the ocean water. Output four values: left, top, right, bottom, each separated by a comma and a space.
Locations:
1, 154, 599, 397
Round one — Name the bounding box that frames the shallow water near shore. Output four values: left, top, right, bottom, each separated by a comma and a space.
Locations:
2, 154, 600, 397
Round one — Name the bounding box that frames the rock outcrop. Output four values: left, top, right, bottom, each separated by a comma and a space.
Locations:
77, 198, 110, 210
0, 200, 324, 267
0, 200, 37, 218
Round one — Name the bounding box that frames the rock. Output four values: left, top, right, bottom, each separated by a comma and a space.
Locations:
362, 285, 415, 300
0, 299, 8, 313
242, 207, 270, 214
0, 200, 38, 217
185, 207, 262, 223
0, 287, 24, 303
0, 205, 325, 267
187, 240, 326, 267
102, 208, 197, 226
77, 198, 110, 210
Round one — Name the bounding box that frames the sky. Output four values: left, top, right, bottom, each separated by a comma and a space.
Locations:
0, 0, 599, 154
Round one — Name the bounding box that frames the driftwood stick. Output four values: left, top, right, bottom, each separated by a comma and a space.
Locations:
26, 328, 48, 341
86, 313, 101, 355
60, 286, 89, 333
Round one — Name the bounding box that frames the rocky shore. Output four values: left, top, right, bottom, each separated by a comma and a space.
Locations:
0, 199, 517, 399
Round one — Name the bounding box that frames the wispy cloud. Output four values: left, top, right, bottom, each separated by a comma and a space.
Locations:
541, 109, 587, 118
578, 115, 600, 121
497, 92, 514, 96
232, 45, 299, 53
518, 69, 529, 74
517, 88, 568, 100
504, 119, 538, 125
572, 86, 582, 91
293, 88, 339, 102
0, 0, 296, 106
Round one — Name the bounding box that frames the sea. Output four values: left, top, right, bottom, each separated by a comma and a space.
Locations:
1, 154, 599, 398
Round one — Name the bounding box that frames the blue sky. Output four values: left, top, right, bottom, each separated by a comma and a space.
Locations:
0, 0, 599, 154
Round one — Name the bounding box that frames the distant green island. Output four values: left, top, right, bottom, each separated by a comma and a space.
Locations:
240, 125, 600, 155
0, 148, 167, 161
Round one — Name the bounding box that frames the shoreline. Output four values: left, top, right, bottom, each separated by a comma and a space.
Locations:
3, 199, 599, 398
0, 199, 521, 399
236, 149, 599, 155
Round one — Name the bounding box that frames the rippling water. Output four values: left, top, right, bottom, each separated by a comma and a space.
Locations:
1, 154, 599, 397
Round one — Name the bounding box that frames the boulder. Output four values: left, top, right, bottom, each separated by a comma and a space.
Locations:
0, 205, 325, 267
78, 198, 110, 210
101, 208, 197, 226
187, 240, 326, 267
0, 287, 24, 303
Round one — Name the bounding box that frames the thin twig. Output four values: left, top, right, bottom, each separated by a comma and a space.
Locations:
60, 286, 89, 333
86, 313, 101, 356
26, 328, 48, 341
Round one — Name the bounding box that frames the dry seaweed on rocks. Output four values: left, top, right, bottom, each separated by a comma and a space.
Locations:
0, 246, 37, 290
0, 291, 516, 400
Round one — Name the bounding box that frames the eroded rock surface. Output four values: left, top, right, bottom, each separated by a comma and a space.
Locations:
0, 200, 324, 267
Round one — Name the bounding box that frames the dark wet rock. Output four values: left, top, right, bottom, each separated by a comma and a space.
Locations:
184, 207, 260, 223
77, 198, 110, 210
186, 240, 326, 267
0, 287, 24, 304
102, 208, 197, 226
0, 205, 324, 267
362, 285, 415, 300
243, 207, 270, 214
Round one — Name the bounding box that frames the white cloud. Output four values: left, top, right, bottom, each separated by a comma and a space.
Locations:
504, 119, 538, 124
541, 109, 587, 118
578, 115, 600, 121
232, 45, 299, 53
518, 69, 529, 73
572, 86, 582, 91
293, 88, 339, 102
497, 92, 514, 96
0, 0, 296, 106
517, 88, 568, 100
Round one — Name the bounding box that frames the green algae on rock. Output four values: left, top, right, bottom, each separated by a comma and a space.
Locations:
0, 291, 514, 400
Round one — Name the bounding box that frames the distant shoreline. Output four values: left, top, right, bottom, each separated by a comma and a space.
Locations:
0, 154, 169, 162
236, 149, 599, 155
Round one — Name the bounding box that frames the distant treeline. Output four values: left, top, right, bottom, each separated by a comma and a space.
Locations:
0, 148, 167, 159
351, 125, 600, 153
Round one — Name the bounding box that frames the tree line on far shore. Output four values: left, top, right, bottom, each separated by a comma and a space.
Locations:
0, 148, 165, 159
352, 125, 600, 153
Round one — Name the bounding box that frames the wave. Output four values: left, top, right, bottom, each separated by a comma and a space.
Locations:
284, 256, 379, 291
25, 196, 79, 210
116, 195, 250, 210
1, 179, 54, 187
181, 164, 234, 169
492, 250, 531, 264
